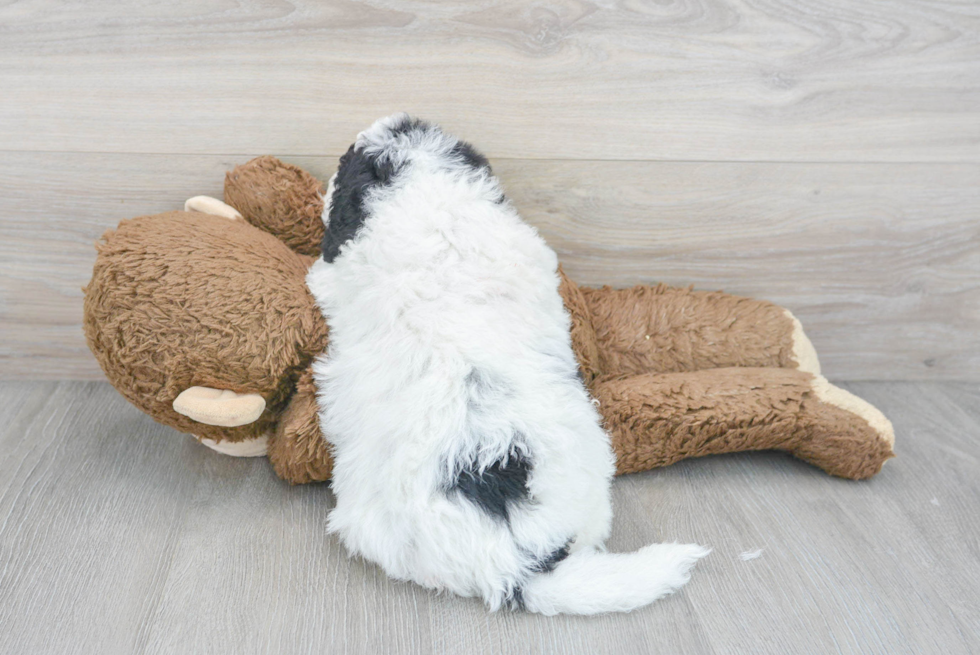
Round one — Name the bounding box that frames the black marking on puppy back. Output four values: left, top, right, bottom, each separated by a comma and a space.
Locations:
449, 448, 530, 524
321, 144, 396, 263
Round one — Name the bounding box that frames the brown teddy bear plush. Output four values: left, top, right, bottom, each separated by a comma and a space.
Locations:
83, 157, 895, 485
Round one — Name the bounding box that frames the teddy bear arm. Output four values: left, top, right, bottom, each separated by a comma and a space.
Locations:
594, 367, 894, 480
579, 283, 819, 377
266, 367, 334, 484
223, 156, 327, 257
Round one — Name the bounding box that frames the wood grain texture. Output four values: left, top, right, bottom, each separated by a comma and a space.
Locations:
2, 1, 976, 650
0, 380, 977, 654
2, 152, 977, 381
0, 0, 977, 161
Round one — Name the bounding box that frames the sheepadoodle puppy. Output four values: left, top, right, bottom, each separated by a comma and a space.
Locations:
307, 114, 708, 615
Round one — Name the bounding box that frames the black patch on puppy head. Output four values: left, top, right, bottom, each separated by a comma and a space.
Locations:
321, 115, 498, 261
448, 139, 502, 203
450, 140, 491, 173
390, 114, 491, 173
321, 144, 396, 263
387, 114, 429, 139
449, 447, 530, 524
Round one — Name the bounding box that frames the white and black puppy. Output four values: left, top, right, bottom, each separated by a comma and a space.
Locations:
307, 114, 708, 615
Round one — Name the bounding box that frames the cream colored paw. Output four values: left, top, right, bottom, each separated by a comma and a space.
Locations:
184, 195, 243, 220
194, 434, 269, 457
811, 376, 895, 448
784, 309, 821, 375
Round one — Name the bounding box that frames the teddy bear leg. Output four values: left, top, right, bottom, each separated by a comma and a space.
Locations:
266, 369, 334, 484
793, 375, 895, 479
579, 284, 819, 376
592, 367, 894, 480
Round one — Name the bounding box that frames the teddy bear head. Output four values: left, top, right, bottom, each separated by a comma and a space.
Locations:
83, 208, 328, 452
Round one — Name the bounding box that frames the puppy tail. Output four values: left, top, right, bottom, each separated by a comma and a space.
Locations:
520, 542, 710, 616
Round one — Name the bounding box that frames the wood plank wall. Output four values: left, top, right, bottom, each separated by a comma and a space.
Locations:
1, 0, 978, 380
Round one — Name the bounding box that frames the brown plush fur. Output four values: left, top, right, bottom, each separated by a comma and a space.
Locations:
269, 368, 333, 484
558, 266, 602, 385
562, 275, 891, 480
224, 156, 325, 257
83, 156, 894, 484
581, 284, 797, 376
83, 211, 328, 444
593, 368, 892, 479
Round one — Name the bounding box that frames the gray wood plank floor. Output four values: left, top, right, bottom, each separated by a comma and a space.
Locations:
1, 380, 977, 654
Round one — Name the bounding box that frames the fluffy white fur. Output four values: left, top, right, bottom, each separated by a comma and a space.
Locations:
307, 114, 708, 614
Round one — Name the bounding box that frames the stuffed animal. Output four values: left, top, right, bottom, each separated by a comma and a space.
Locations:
83, 156, 895, 485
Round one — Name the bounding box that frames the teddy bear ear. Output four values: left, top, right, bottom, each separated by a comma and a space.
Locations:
173, 386, 266, 427
184, 195, 243, 221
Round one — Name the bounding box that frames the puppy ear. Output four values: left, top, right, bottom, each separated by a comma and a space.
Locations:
184, 195, 243, 221
173, 386, 266, 427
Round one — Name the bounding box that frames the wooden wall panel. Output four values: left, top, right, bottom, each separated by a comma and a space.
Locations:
0, 0, 977, 161
2, 152, 977, 380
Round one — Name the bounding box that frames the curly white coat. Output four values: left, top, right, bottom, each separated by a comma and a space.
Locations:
307, 114, 707, 614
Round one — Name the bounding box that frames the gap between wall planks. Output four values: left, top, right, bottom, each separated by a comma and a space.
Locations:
0, 0, 978, 380
1, 152, 978, 381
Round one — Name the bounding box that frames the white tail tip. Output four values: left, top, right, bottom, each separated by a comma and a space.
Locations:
522, 542, 710, 616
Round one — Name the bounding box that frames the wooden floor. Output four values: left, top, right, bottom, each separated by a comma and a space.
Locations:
0, 380, 977, 654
